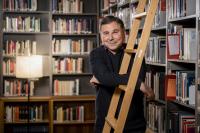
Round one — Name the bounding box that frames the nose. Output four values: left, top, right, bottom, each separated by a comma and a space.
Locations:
108, 33, 114, 40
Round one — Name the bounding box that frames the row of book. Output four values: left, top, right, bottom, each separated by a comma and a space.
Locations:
4, 16, 41, 32
5, 105, 48, 122
53, 79, 79, 96
3, 59, 15, 75
3, 40, 37, 56
52, 38, 94, 55
145, 37, 166, 64
4, 80, 35, 96
176, 71, 195, 105
118, 7, 131, 30
167, 25, 196, 61
168, 111, 195, 133
52, 0, 83, 13
54, 105, 84, 122
165, 71, 195, 105
153, 0, 166, 28
146, 70, 195, 105
168, 0, 195, 19
52, 57, 83, 74
3, 38, 94, 56
146, 102, 165, 133
52, 18, 94, 34
102, 0, 139, 10
3, 0, 38, 11
145, 71, 165, 101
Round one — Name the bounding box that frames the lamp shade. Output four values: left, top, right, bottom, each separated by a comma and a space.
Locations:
16, 55, 43, 79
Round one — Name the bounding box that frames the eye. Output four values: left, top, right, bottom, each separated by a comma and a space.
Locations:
102, 31, 109, 36
113, 30, 120, 34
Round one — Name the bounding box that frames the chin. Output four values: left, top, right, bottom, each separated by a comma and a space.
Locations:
109, 47, 118, 51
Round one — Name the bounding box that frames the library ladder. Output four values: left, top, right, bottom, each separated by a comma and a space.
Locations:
102, 0, 159, 132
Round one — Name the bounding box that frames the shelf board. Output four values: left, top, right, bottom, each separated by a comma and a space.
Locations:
52, 33, 97, 36
52, 95, 96, 101
2, 75, 16, 78
153, 99, 166, 104
171, 100, 195, 110
29, 120, 49, 123
54, 120, 95, 125
168, 59, 196, 64
1, 96, 51, 102
5, 120, 49, 124
3, 10, 50, 14
145, 61, 166, 67
140, 26, 166, 32
52, 13, 97, 16
3, 31, 49, 35
5, 121, 28, 124
29, 96, 51, 102
53, 73, 92, 76
168, 14, 196, 22
52, 53, 89, 57
152, 26, 166, 31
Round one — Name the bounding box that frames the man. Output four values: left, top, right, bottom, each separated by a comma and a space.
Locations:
90, 15, 154, 133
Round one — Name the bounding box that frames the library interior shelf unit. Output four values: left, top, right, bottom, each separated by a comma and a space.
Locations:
0, 0, 99, 133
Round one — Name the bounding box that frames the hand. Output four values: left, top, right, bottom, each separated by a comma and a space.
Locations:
90, 76, 100, 86
140, 82, 155, 101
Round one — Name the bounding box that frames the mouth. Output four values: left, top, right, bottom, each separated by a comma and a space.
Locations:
107, 42, 117, 45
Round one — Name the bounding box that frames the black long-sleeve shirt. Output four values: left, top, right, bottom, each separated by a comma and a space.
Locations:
90, 45, 146, 133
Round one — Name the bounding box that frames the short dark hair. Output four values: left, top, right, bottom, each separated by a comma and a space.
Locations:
100, 15, 125, 30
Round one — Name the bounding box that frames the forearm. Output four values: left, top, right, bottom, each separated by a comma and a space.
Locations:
93, 70, 129, 87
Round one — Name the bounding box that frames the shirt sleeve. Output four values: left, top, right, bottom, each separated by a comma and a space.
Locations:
90, 49, 129, 87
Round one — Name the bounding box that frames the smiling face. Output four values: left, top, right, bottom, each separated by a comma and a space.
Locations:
100, 21, 125, 54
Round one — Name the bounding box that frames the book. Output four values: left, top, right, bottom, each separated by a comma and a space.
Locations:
165, 74, 176, 100
167, 34, 180, 59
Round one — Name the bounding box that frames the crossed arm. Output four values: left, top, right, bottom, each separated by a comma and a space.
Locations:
89, 49, 154, 99
90, 75, 154, 100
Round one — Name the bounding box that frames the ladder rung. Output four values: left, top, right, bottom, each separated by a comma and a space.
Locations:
105, 117, 117, 129
133, 12, 147, 19
124, 49, 137, 54
118, 85, 127, 91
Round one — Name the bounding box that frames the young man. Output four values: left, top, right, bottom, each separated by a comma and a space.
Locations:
90, 15, 154, 133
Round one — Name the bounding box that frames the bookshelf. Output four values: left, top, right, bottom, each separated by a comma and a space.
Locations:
0, 0, 99, 133
166, 0, 198, 132
100, 0, 200, 132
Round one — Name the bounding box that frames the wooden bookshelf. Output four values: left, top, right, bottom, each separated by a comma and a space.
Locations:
0, 0, 99, 133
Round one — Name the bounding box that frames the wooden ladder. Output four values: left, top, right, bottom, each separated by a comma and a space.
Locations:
102, 0, 159, 132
